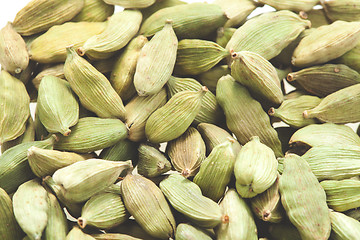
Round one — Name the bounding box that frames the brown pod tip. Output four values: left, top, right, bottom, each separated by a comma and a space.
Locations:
15, 67, 22, 74
268, 107, 276, 116
226, 137, 235, 143
286, 73, 295, 82
262, 210, 272, 221
181, 169, 191, 178
200, 86, 209, 93
165, 19, 173, 25
222, 215, 230, 224
63, 129, 72, 137
230, 49, 238, 59
77, 217, 87, 229
77, 47, 86, 56
303, 110, 310, 119
299, 11, 308, 19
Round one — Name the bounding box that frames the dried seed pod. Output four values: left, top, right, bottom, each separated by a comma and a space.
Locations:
72, 0, 114, 22
197, 65, 230, 93
250, 175, 284, 223
279, 154, 331, 240
29, 21, 106, 64
79, 10, 142, 60
337, 41, 360, 73
137, 144, 171, 178
268, 95, 321, 128
166, 127, 206, 178
103, 0, 156, 8
64, 46, 126, 120
287, 64, 360, 97
174, 39, 229, 76
13, 0, 84, 36
0, 70, 30, 144
0, 187, 22, 240
100, 139, 139, 163
134, 21, 178, 96
303, 8, 330, 28
145, 87, 207, 143
125, 88, 167, 142
13, 179, 49, 240
121, 174, 176, 239
289, 123, 360, 148
91, 233, 144, 240
140, 3, 228, 39
78, 192, 128, 230
0, 135, 56, 193
216, 27, 236, 48
257, 0, 318, 11
234, 136, 278, 198
226, 10, 310, 61
37, 76, 79, 136
216, 75, 283, 157
330, 210, 360, 239
108, 219, 159, 240
175, 223, 213, 240
197, 123, 241, 155
216, 189, 258, 240
303, 84, 360, 124
54, 117, 128, 153
268, 222, 302, 240
292, 21, 360, 67
193, 139, 237, 202
321, 0, 360, 22
167, 76, 223, 125
141, 0, 187, 21
213, 0, 256, 28
301, 145, 360, 181
34, 105, 49, 141
28, 147, 92, 178
231, 51, 283, 105
0, 22, 29, 74
32, 64, 65, 90
321, 179, 360, 212
110, 35, 148, 102
159, 174, 222, 228
66, 226, 95, 240
51, 159, 132, 203
44, 192, 68, 240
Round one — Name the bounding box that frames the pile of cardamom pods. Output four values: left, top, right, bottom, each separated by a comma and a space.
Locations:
2, 0, 360, 239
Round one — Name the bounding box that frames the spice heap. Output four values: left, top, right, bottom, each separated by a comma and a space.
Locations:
1, 0, 360, 239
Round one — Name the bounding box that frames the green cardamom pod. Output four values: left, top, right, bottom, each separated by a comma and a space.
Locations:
72, 0, 114, 22
330, 210, 360, 239
159, 174, 222, 228
137, 144, 171, 178
0, 22, 29, 74
215, 189, 258, 240
134, 21, 178, 96
216, 74, 283, 157
78, 192, 128, 230
174, 39, 229, 76
302, 8, 330, 28
231, 51, 283, 105
193, 139, 237, 202
167, 76, 223, 125
257, 0, 318, 11
197, 65, 230, 93
337, 41, 360, 73
321, 0, 360, 22
37, 76, 79, 136
125, 88, 167, 142
64, 46, 126, 119
279, 154, 331, 240
44, 192, 68, 240
287, 64, 360, 97
100, 139, 139, 163
13, 179, 49, 240
108, 219, 160, 240
0, 70, 30, 144
110, 35, 148, 101
145, 87, 207, 143
140, 3, 228, 39
226, 10, 310, 61
92, 233, 144, 240
78, 10, 142, 60
54, 117, 128, 153
13, 0, 84, 36
121, 174, 176, 239
268, 222, 302, 240
66, 226, 96, 240
0, 135, 56, 193
175, 223, 213, 240
103, 0, 156, 8
216, 27, 236, 48
32, 64, 65, 90
292, 21, 360, 67
29, 21, 106, 64
141, 0, 187, 21
303, 84, 360, 124
166, 127, 206, 178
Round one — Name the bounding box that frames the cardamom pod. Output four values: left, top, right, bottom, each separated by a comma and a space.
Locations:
330, 210, 360, 239
72, 0, 114, 22
279, 153, 331, 240
216, 27, 236, 48
134, 20, 178, 96
321, 0, 360, 22
197, 65, 230, 93
13, 179, 49, 240
137, 144, 171, 178
66, 226, 96, 240
141, 0, 187, 21
159, 174, 222, 228
0, 70, 30, 144
268, 222, 302, 240
166, 127, 206, 178
337, 41, 360, 73
44, 192, 68, 240
103, 0, 156, 8
0, 22, 29, 74
145, 87, 207, 143
100, 139, 139, 163
302, 8, 330, 28
121, 174, 176, 239
37, 76, 79, 136
64, 46, 126, 119
257, 0, 318, 11
78, 10, 142, 60
175, 223, 213, 240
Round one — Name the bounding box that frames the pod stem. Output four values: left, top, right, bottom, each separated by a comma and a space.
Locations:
78, 217, 87, 229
